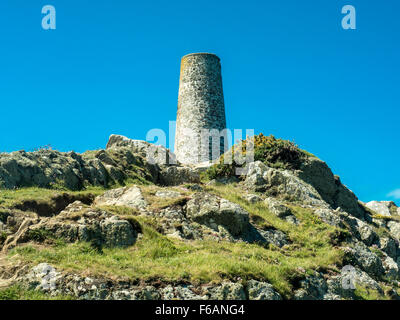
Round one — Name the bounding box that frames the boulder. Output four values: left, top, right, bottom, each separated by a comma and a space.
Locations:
379, 237, 398, 260
314, 208, 344, 228
297, 157, 337, 205
387, 221, 400, 240
365, 201, 399, 217
247, 280, 282, 300
94, 186, 147, 209
0, 150, 108, 190
315, 208, 378, 246
326, 267, 383, 299
264, 197, 299, 224
0, 146, 159, 190
24, 263, 62, 293
106, 134, 176, 166
186, 193, 249, 237
342, 242, 384, 277
205, 282, 246, 300
5, 202, 139, 249
255, 228, 290, 247
244, 161, 327, 208
298, 158, 365, 219
293, 272, 328, 300
161, 285, 206, 300
243, 194, 263, 203
264, 197, 292, 218
337, 215, 379, 246
99, 215, 138, 247
244, 160, 365, 219
382, 255, 399, 280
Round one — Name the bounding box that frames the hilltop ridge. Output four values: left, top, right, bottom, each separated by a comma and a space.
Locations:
0, 134, 399, 300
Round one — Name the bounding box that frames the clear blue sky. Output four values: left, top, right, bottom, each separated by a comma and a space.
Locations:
0, 0, 399, 202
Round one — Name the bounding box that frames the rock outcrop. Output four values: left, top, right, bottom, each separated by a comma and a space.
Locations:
19, 263, 283, 300
186, 193, 250, 237
94, 186, 148, 209
366, 201, 400, 217
1, 201, 139, 252
243, 160, 366, 220
1, 134, 400, 301
0, 135, 202, 190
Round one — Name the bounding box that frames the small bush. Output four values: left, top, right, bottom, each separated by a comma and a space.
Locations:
250, 134, 309, 170
205, 133, 312, 180
205, 159, 238, 180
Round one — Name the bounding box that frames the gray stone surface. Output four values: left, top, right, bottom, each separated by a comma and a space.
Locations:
0, 150, 108, 190
0, 146, 159, 190
293, 272, 328, 300
243, 194, 263, 203
175, 53, 227, 164
387, 221, 400, 240
94, 186, 147, 209
24, 263, 62, 292
365, 201, 399, 217
343, 242, 384, 277
244, 159, 366, 220
106, 134, 176, 166
382, 254, 399, 280
264, 197, 292, 218
2, 202, 138, 250
186, 193, 249, 236
204, 282, 246, 300
20, 264, 265, 301
298, 158, 365, 219
379, 237, 398, 259
247, 280, 282, 300
314, 208, 344, 228
161, 285, 206, 300
326, 267, 383, 299
244, 161, 327, 207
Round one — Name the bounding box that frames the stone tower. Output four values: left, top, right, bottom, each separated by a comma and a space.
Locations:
175, 53, 228, 164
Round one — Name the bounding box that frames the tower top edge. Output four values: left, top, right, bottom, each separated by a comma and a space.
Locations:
181, 52, 220, 61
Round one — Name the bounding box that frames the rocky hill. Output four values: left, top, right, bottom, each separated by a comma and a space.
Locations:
0, 134, 399, 300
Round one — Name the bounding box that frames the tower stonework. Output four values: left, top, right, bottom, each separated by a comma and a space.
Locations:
175, 53, 228, 164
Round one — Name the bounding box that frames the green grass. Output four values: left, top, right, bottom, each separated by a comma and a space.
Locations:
206, 184, 347, 252
354, 285, 388, 300
0, 186, 105, 209
8, 184, 346, 298
0, 285, 74, 300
